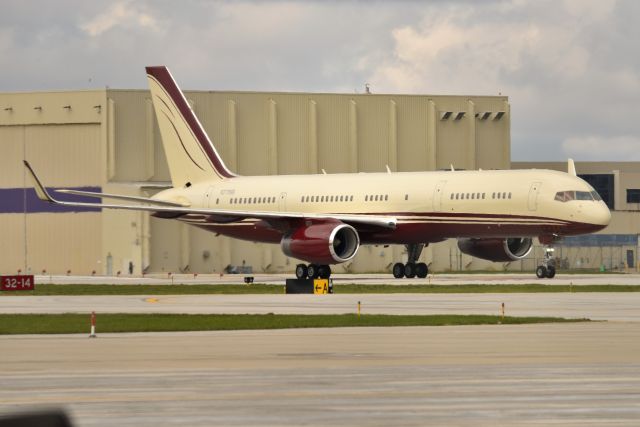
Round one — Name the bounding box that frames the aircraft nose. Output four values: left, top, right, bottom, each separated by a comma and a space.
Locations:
592, 203, 611, 228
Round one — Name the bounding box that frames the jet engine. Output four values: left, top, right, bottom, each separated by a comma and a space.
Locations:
457, 237, 533, 262
281, 222, 360, 264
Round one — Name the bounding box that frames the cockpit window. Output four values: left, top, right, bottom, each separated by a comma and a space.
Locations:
554, 191, 575, 202
591, 191, 602, 201
554, 190, 595, 202
576, 191, 593, 200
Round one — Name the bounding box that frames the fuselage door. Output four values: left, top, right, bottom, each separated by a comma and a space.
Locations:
432, 180, 447, 212
278, 192, 287, 212
528, 182, 542, 211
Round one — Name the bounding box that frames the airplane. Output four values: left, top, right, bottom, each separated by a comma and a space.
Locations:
23, 66, 611, 280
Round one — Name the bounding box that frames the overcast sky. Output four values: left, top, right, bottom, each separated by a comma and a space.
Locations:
1, 0, 639, 162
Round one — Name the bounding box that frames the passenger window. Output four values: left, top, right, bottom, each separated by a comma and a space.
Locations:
350, 195, 354, 201
375, 195, 378, 201
385, 195, 388, 201
471, 193, 475, 200
508, 193, 512, 199
492, 193, 495, 199
405, 194, 408, 200
482, 193, 485, 199
497, 193, 501, 199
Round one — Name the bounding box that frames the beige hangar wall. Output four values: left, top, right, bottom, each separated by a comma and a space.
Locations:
1, 87, 511, 275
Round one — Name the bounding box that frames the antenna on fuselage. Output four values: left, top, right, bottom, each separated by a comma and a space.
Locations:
450, 164, 455, 172
385, 165, 392, 174
568, 158, 577, 176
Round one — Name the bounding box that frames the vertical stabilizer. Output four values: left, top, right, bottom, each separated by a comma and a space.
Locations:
146, 66, 236, 187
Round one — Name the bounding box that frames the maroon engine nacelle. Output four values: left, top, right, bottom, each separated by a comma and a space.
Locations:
457, 237, 533, 262
281, 222, 360, 264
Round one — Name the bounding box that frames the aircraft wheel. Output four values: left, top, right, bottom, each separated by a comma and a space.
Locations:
546, 265, 556, 278
307, 264, 320, 279
416, 262, 428, 278
392, 262, 405, 279
318, 265, 331, 279
404, 263, 416, 278
295, 264, 308, 279
535, 265, 547, 279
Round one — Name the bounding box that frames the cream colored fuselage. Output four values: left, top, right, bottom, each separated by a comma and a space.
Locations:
155, 168, 611, 245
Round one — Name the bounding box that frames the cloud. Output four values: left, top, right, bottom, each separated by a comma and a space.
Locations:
80, 1, 159, 37
563, 135, 640, 161
0, 0, 639, 162
362, 0, 640, 161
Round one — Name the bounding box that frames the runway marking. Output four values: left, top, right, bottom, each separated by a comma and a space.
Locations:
145, 298, 159, 304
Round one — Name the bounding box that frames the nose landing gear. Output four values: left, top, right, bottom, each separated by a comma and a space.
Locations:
535, 247, 556, 278
392, 243, 429, 279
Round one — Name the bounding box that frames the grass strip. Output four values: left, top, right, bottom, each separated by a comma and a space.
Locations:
1, 283, 639, 296
0, 313, 587, 335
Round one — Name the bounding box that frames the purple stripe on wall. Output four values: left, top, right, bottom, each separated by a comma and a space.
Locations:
0, 187, 102, 213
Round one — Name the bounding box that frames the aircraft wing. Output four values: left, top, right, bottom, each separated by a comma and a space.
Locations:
24, 161, 397, 230
55, 189, 189, 207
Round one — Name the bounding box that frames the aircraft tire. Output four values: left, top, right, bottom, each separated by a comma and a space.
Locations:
307, 264, 320, 279
404, 263, 416, 278
416, 262, 428, 278
295, 264, 308, 279
392, 263, 405, 279
546, 265, 556, 278
535, 265, 547, 279
318, 265, 331, 279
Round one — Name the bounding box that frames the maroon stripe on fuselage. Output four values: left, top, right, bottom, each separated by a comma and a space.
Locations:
146, 66, 235, 179
176, 216, 604, 245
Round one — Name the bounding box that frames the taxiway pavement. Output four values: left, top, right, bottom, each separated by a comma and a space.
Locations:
31, 272, 640, 286
3, 273, 640, 426
2, 292, 640, 321
1, 323, 639, 426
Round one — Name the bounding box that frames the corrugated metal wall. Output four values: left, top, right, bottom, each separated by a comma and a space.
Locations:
0, 122, 102, 274
0, 90, 104, 274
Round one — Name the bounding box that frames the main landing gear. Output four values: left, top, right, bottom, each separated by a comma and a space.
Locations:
392, 243, 429, 279
535, 247, 556, 279
296, 263, 332, 279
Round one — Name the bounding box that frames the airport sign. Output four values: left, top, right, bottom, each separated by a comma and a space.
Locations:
1, 275, 35, 291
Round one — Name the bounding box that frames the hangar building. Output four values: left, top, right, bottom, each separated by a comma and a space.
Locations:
0, 86, 636, 275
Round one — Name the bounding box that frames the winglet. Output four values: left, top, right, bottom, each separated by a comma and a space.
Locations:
568, 158, 576, 176
23, 161, 57, 203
